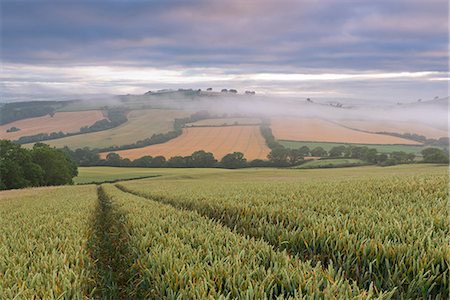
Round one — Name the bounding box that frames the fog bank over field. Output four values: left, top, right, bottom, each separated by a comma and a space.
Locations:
122, 92, 448, 130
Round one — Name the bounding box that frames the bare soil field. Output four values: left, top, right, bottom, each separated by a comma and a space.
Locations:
29, 109, 189, 149
0, 111, 104, 140
337, 120, 448, 139
101, 125, 270, 160
271, 117, 422, 145
186, 118, 261, 126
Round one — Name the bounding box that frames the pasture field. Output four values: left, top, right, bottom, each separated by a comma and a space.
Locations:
1, 164, 447, 298
293, 158, 367, 169
338, 119, 448, 139
279, 140, 427, 154
0, 110, 104, 140
186, 117, 261, 126
271, 117, 421, 145
102, 125, 270, 160
33, 109, 188, 149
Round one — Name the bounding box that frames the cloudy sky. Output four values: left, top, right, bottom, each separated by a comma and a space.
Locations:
1, 0, 448, 102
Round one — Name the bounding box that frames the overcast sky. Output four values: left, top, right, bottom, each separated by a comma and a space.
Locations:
1, 0, 448, 102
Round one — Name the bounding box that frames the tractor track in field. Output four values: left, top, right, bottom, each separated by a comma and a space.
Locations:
89, 185, 139, 299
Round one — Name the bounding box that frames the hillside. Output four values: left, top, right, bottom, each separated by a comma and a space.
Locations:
0, 110, 104, 140
26, 109, 189, 149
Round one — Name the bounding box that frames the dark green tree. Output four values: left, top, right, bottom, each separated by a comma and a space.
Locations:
287, 149, 303, 165
167, 156, 187, 168
151, 156, 167, 167
132, 156, 153, 167
329, 146, 346, 158
421, 148, 449, 163
298, 146, 310, 157
267, 147, 289, 165
221, 152, 247, 169
0, 140, 43, 189
310, 147, 327, 157
31, 143, 78, 186
105, 152, 122, 166
190, 150, 217, 168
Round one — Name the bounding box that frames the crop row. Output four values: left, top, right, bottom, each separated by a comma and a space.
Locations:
117, 173, 449, 298
100, 184, 388, 299
0, 186, 98, 299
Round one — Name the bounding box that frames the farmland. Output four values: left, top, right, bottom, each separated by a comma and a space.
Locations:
186, 117, 261, 126
0, 110, 104, 140
32, 109, 188, 149
102, 125, 270, 160
0, 185, 98, 298
1, 164, 447, 298
338, 120, 448, 139
271, 117, 421, 145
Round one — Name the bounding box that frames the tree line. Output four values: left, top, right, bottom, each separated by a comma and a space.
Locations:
62, 144, 449, 170
0, 140, 78, 190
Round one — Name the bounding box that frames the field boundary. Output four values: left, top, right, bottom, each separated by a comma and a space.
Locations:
77, 175, 161, 185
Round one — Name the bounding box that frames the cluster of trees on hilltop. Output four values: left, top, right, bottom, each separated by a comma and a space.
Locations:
0, 140, 78, 190
0, 101, 56, 125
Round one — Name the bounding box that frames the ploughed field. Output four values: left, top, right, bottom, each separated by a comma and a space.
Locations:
271, 117, 422, 145
0, 110, 105, 140
337, 120, 449, 139
1, 165, 448, 299
101, 125, 270, 160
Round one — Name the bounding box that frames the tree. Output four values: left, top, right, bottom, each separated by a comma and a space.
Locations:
31, 143, 78, 186
421, 148, 449, 163
350, 146, 370, 159
190, 150, 217, 168
362, 148, 378, 163
388, 151, 416, 164
0, 140, 43, 189
310, 147, 327, 157
375, 153, 388, 165
221, 152, 247, 169
267, 147, 289, 165
167, 156, 187, 168
287, 149, 303, 165
132, 156, 153, 167
105, 153, 122, 166
328, 146, 346, 158
298, 146, 310, 157
248, 159, 269, 167
151, 156, 166, 167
